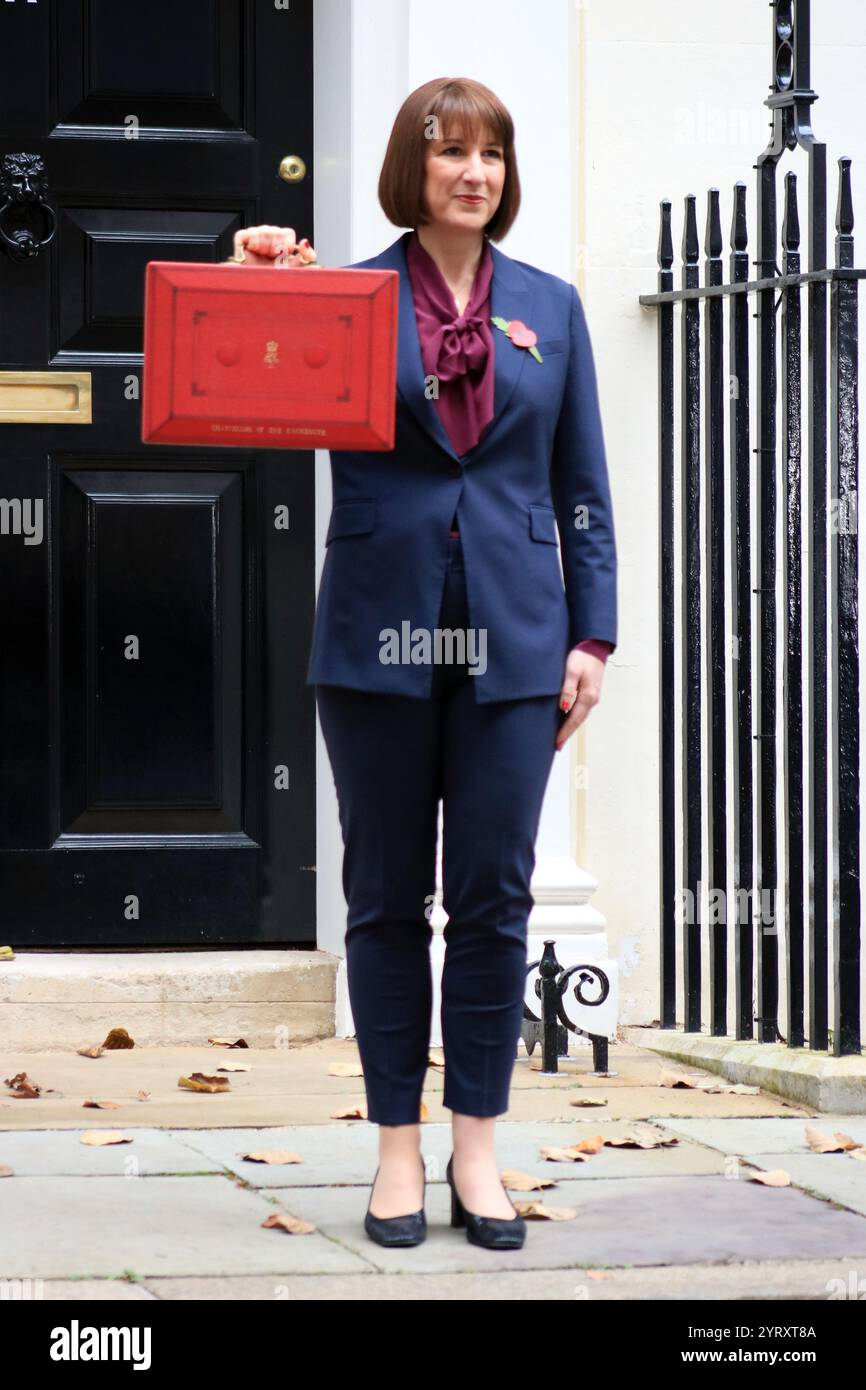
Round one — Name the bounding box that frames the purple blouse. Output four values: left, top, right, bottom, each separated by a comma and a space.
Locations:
404, 229, 613, 664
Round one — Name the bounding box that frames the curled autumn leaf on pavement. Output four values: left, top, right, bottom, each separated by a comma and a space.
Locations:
137, 1090, 151, 1102
80, 1131, 133, 1146
570, 1097, 608, 1107
605, 1127, 680, 1150
4, 1072, 41, 1098
178, 1073, 230, 1093
102, 1028, 134, 1050
207, 1037, 249, 1048
242, 1152, 303, 1165
805, 1126, 861, 1154
658, 1068, 760, 1095
261, 1212, 316, 1235
330, 1105, 367, 1120
77, 1046, 104, 1059
659, 1068, 718, 1089
216, 1063, 251, 1072
747, 1169, 791, 1187
542, 1135, 606, 1162
0, 1165, 14, 1177
82, 1099, 120, 1110
500, 1168, 557, 1191
328, 1062, 364, 1077
541, 1145, 592, 1163
427, 1051, 445, 1069
513, 1200, 577, 1221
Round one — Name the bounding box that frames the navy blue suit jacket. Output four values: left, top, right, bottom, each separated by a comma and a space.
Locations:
305, 229, 617, 703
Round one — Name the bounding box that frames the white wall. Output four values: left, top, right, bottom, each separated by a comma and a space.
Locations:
313, 0, 866, 1040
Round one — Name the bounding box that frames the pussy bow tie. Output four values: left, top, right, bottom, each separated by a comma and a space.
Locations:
429, 314, 487, 381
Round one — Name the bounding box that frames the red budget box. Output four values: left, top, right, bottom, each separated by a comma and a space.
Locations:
141, 260, 398, 450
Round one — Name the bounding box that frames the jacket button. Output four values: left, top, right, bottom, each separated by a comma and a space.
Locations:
448, 463, 461, 478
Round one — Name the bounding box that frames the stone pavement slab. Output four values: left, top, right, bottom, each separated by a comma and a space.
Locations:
171, 1119, 726, 1186
266, 1171, 866, 1273
0, 1127, 224, 1177
0, 1039, 814, 1129
146, 1258, 866, 1300
740, 1156, 866, 1218
0, 1174, 374, 1280
27, 1258, 866, 1301
657, 1114, 866, 1153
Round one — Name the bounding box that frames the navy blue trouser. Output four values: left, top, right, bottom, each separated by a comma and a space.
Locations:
314, 532, 562, 1123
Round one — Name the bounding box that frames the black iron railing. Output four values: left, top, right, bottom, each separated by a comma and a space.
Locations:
638, 0, 861, 1055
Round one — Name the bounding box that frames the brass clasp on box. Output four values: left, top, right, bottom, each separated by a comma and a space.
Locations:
0, 371, 92, 424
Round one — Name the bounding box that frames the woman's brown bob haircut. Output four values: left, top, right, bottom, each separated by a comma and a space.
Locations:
378, 77, 521, 242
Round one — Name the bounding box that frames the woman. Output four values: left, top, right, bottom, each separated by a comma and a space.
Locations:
228, 77, 617, 1251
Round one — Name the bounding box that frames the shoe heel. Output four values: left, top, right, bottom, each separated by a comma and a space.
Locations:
450, 1182, 465, 1228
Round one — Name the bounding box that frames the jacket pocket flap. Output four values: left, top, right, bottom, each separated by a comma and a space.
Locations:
528, 503, 558, 543
326, 499, 377, 543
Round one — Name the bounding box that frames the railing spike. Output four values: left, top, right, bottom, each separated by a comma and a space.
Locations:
657, 198, 673, 271
730, 182, 749, 252
835, 154, 854, 237
782, 170, 800, 251
704, 187, 723, 259
682, 193, 699, 264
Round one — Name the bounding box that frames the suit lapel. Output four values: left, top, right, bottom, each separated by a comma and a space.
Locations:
372, 230, 535, 463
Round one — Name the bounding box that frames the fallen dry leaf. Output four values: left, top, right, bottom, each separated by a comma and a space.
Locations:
748, 1168, 791, 1187
513, 1200, 576, 1221
419, 1102, 428, 1121
207, 1037, 248, 1048
77, 1046, 104, 1059
0, 1165, 14, 1177
328, 1062, 364, 1077
178, 1073, 230, 1093
805, 1126, 861, 1154
574, 1135, 605, 1154
605, 1127, 679, 1150
80, 1131, 133, 1146
427, 1051, 445, 1069
4, 1072, 41, 1098
216, 1063, 251, 1073
500, 1168, 557, 1191
658, 1069, 716, 1089
261, 1212, 315, 1235
137, 1090, 151, 1102
540, 1145, 593, 1163
82, 1100, 121, 1110
242, 1152, 303, 1165
102, 1028, 134, 1050
570, 1097, 608, 1108
330, 1105, 367, 1120
0, 946, 14, 961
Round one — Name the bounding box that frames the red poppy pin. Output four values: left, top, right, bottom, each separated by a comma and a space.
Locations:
491, 316, 543, 362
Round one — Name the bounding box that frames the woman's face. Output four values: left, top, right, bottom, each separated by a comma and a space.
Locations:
422, 125, 505, 232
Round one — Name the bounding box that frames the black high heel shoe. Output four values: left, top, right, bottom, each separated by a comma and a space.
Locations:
446, 1153, 526, 1250
364, 1152, 427, 1247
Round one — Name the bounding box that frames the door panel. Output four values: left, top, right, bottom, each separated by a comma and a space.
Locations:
0, 0, 316, 944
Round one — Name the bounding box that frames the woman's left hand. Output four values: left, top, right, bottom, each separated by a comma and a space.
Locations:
555, 648, 606, 751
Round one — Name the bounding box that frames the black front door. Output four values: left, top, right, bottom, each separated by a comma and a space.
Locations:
0, 0, 316, 945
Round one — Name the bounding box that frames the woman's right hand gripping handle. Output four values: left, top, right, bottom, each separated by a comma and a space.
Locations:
224, 226, 321, 268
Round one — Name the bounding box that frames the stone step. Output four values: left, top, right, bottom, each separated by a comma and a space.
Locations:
0, 950, 338, 1051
